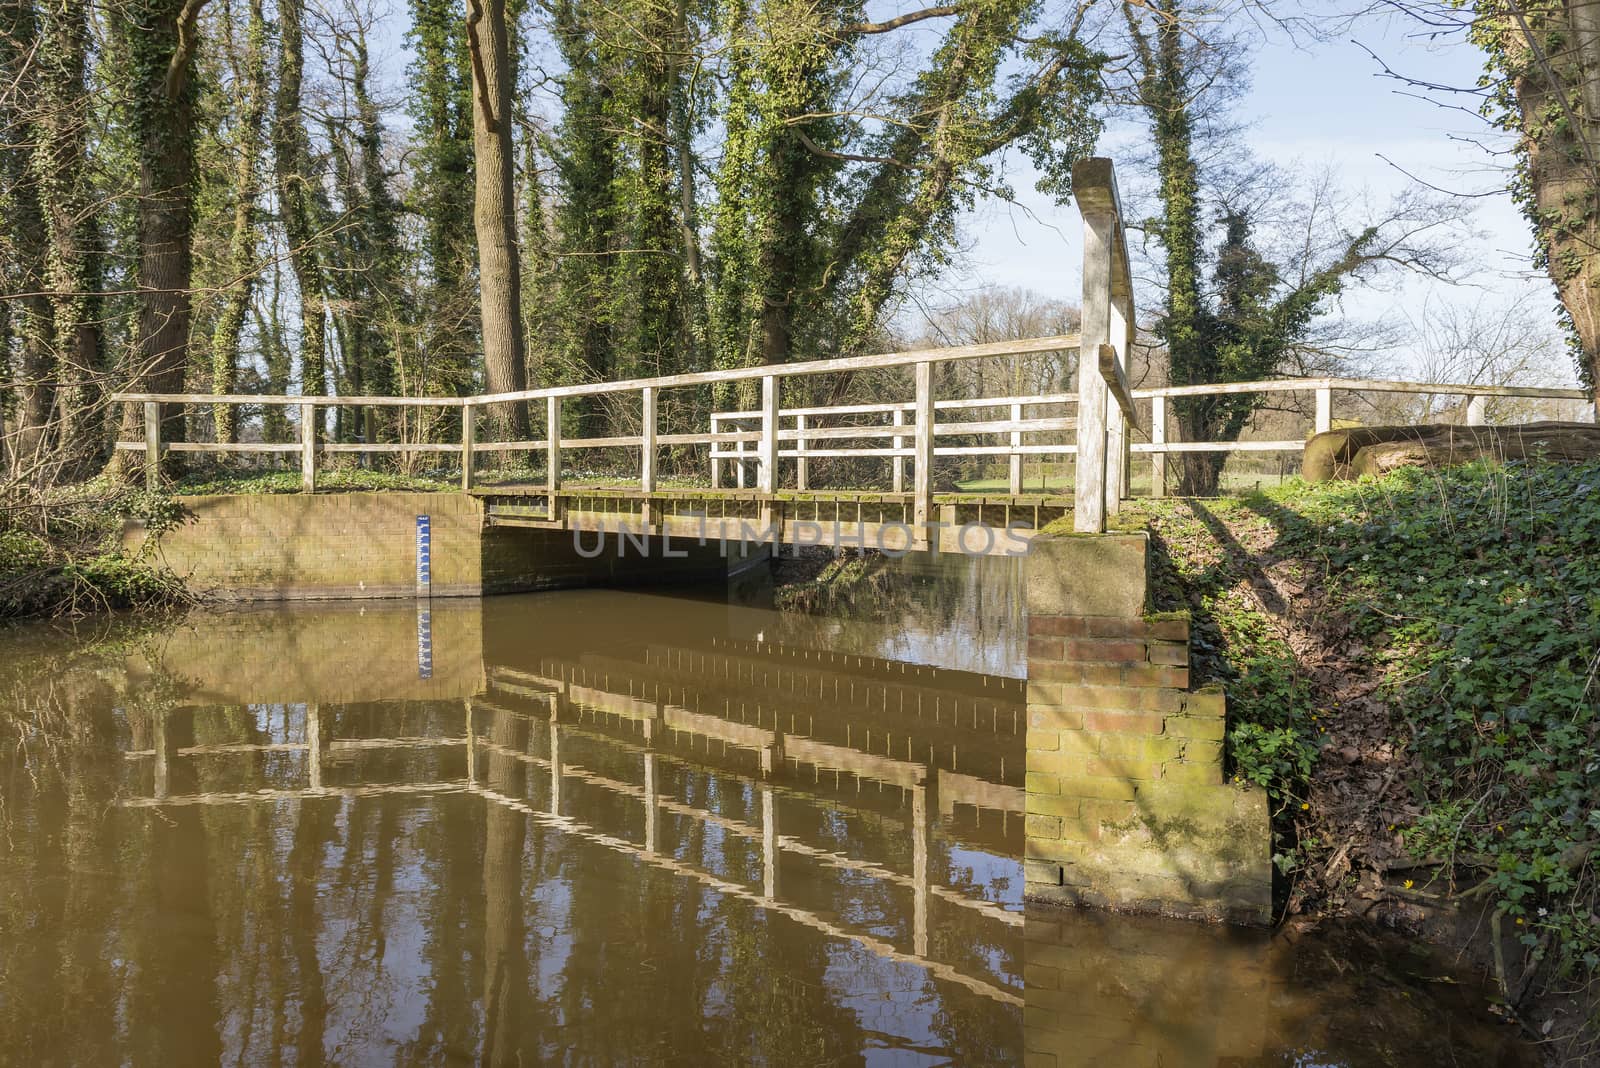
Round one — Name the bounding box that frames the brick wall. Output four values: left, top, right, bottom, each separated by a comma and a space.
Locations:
1023, 536, 1270, 925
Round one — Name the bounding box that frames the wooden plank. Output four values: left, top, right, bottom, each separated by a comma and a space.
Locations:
1098, 343, 1140, 432
112, 392, 467, 406
1136, 378, 1588, 401
892, 407, 905, 493
759, 374, 779, 495
1467, 394, 1487, 425
1009, 402, 1023, 495
641, 386, 657, 493
144, 401, 160, 491
795, 413, 809, 491
115, 441, 303, 454
320, 442, 458, 454
709, 414, 722, 487
461, 402, 476, 491
913, 361, 934, 536
1131, 440, 1305, 454
1151, 395, 1167, 499
451, 333, 1084, 405
300, 402, 316, 493
1074, 204, 1113, 533
1314, 387, 1331, 435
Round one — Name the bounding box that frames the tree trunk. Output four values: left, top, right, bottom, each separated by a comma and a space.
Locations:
210, 0, 268, 444
113, 0, 205, 479
466, 0, 529, 440
275, 0, 327, 400
32, 0, 101, 472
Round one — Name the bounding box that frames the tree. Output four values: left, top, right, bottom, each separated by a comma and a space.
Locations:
274, 0, 328, 400
209, 0, 270, 444
1457, 1, 1600, 411
1122, 0, 1459, 494
115, 0, 210, 472
466, 0, 530, 440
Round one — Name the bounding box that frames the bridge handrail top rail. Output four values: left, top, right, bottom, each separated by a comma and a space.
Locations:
111, 333, 1085, 407
1134, 376, 1590, 401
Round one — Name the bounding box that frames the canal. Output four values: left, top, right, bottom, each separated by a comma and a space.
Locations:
0, 559, 1534, 1065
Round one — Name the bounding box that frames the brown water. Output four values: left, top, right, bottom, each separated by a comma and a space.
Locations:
0, 560, 1534, 1066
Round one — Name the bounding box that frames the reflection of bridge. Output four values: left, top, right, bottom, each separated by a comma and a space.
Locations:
119, 636, 1027, 1007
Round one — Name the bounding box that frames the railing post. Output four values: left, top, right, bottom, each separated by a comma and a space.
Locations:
759, 375, 778, 492
546, 395, 562, 521
1315, 386, 1332, 435
1009, 402, 1023, 495
1074, 205, 1113, 532
710, 414, 722, 488
143, 401, 161, 491
1105, 300, 1130, 515
913, 361, 934, 543
300, 402, 317, 493
641, 387, 657, 492
796, 413, 809, 492
892, 407, 906, 494
641, 386, 657, 529
760, 375, 780, 536
460, 402, 476, 491
1151, 395, 1167, 499
736, 421, 747, 490
1466, 394, 1486, 426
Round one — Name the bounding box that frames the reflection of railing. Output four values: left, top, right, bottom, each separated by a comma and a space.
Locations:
118, 692, 1022, 1005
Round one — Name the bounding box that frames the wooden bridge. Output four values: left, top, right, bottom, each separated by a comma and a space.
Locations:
112, 158, 1589, 546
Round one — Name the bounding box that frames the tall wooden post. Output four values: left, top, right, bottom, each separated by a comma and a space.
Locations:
1315, 387, 1332, 435
1074, 161, 1117, 533
913, 361, 934, 542
143, 401, 161, 491
1466, 394, 1486, 426
892, 407, 906, 494
1105, 296, 1130, 514
546, 395, 561, 521
461, 402, 477, 490
795, 414, 809, 492
1151, 395, 1167, 499
641, 386, 657, 529
1009, 402, 1023, 495
300, 402, 317, 493
710, 414, 722, 488
760, 375, 779, 533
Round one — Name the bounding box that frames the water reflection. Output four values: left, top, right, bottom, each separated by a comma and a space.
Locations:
0, 569, 1532, 1066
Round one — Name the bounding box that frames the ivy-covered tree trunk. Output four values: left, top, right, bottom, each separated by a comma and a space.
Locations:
465, 0, 529, 440
114, 0, 206, 475
210, 0, 268, 444
274, 0, 327, 399
1471, 3, 1600, 410
31, 0, 101, 470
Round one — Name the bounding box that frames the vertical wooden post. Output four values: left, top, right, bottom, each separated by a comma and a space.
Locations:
1315, 387, 1332, 435
795, 413, 809, 492
546, 395, 562, 521
1009, 402, 1023, 495
736, 422, 747, 490
759, 376, 779, 492
1151, 394, 1167, 499
1074, 211, 1113, 532
640, 386, 657, 492
913, 361, 934, 540
892, 407, 906, 494
143, 401, 161, 491
710, 414, 722, 488
1105, 299, 1130, 515
641, 386, 657, 529
300, 402, 317, 493
460, 402, 476, 491
1466, 394, 1487, 426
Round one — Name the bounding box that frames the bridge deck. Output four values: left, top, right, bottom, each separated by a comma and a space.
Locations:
473, 485, 1072, 554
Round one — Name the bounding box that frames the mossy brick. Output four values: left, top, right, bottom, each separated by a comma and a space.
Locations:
1122, 664, 1190, 689
1028, 706, 1083, 731
1027, 749, 1087, 777
1056, 776, 1138, 802
1026, 836, 1083, 862
1026, 813, 1063, 839
1082, 709, 1166, 735
1027, 794, 1082, 818
1157, 761, 1222, 786
1096, 733, 1187, 766
1145, 615, 1190, 641
1080, 797, 1137, 825
1025, 771, 1060, 795
1163, 715, 1226, 741
1024, 534, 1148, 619
1147, 641, 1189, 666
1181, 689, 1226, 718
1026, 729, 1061, 752
1023, 963, 1061, 991
1063, 639, 1146, 662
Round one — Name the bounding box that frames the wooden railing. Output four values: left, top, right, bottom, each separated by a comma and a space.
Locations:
110, 157, 1591, 534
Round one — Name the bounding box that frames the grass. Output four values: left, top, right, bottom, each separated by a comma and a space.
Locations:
1115, 460, 1600, 1005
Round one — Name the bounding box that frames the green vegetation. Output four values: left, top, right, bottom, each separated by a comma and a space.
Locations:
1125, 460, 1600, 984
0, 482, 189, 619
